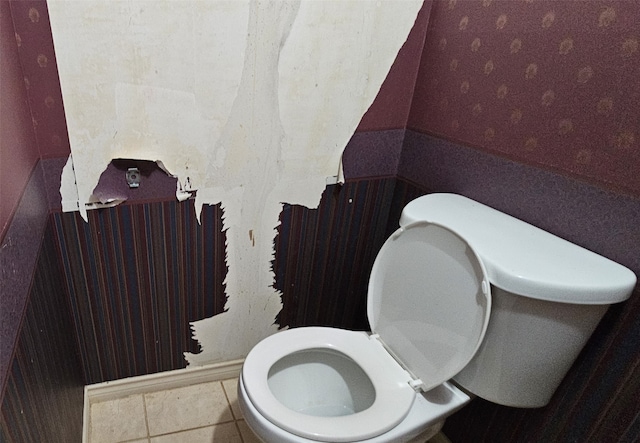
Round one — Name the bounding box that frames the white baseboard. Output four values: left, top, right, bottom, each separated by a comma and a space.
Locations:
82, 359, 244, 443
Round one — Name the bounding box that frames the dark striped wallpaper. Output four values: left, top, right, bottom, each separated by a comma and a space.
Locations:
51, 177, 399, 385
275, 179, 396, 330
52, 200, 228, 384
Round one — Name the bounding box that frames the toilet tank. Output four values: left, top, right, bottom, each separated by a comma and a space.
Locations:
400, 194, 636, 408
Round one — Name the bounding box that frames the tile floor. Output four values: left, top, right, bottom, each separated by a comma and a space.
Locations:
89, 378, 260, 443
89, 376, 450, 443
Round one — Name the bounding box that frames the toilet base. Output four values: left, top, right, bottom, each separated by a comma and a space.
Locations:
404, 421, 443, 443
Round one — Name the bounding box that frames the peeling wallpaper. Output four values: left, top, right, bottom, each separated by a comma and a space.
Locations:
47, 0, 422, 363
410, 0, 640, 195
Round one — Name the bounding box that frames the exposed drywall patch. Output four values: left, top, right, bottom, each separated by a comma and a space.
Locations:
49, 0, 422, 365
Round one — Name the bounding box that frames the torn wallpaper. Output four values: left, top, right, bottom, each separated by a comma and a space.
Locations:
48, 0, 422, 363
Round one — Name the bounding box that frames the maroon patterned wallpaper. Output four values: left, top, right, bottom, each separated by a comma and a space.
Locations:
357, 1, 431, 132
10, 1, 70, 159
0, 1, 40, 239
409, 0, 640, 195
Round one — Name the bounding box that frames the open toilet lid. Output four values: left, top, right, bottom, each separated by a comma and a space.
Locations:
367, 221, 491, 392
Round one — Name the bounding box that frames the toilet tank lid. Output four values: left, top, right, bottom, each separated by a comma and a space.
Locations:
399, 194, 636, 305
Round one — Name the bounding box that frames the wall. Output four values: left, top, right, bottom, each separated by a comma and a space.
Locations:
3, 0, 431, 397
9, 1, 70, 160
2, 0, 426, 439
401, 0, 640, 441
409, 0, 639, 195
356, 2, 432, 132
48, 0, 432, 382
1, 3, 83, 441
0, 0, 71, 241
0, 1, 40, 240
53, 200, 227, 384
0, 0, 51, 395
1, 222, 84, 443
2, 3, 424, 435
1, 2, 72, 382
47, 0, 423, 366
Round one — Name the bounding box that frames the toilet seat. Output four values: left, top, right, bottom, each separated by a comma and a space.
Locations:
242, 327, 417, 442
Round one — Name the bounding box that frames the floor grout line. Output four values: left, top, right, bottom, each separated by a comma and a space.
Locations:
220, 379, 246, 442
144, 419, 239, 438
235, 420, 246, 443
220, 380, 236, 420
141, 392, 151, 440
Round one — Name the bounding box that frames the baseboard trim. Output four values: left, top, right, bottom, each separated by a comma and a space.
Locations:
82, 359, 244, 442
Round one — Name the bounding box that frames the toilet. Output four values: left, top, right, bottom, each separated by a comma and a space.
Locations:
238, 193, 636, 443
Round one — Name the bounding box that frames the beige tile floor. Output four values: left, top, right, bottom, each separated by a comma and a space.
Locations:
89, 376, 450, 443
89, 378, 260, 443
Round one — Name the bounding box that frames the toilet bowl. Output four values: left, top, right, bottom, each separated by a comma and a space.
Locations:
238, 194, 636, 443
238, 327, 471, 442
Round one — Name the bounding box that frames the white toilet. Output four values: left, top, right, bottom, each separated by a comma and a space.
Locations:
238, 193, 636, 443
